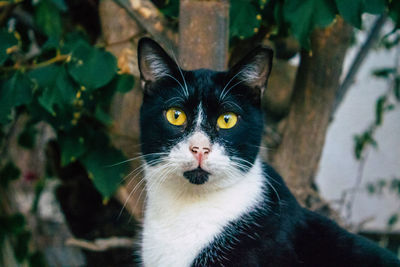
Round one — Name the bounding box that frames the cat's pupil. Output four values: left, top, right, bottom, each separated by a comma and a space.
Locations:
174, 111, 180, 120
224, 115, 230, 123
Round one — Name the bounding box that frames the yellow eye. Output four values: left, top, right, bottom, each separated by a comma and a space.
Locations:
166, 108, 187, 126
217, 112, 238, 129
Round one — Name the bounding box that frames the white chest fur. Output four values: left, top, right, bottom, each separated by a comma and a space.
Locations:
141, 160, 264, 267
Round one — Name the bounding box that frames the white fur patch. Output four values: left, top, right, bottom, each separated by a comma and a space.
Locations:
141, 133, 265, 267
195, 105, 204, 129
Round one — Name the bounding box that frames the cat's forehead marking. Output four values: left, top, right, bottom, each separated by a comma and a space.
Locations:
195, 103, 204, 129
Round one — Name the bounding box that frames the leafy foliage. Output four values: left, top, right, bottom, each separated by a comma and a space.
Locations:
230, 0, 261, 40
283, 0, 337, 48
0, 213, 45, 266
354, 55, 400, 160
0, 162, 21, 188
158, 0, 400, 49
0, 1, 134, 199
366, 177, 400, 228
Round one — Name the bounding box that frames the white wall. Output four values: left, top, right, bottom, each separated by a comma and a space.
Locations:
316, 19, 400, 232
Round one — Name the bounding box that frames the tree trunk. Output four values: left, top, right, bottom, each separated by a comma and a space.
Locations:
179, 0, 229, 70
269, 18, 353, 210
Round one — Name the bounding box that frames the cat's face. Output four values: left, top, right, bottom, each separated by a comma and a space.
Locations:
138, 38, 272, 192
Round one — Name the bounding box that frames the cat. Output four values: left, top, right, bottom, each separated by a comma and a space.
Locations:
137, 37, 400, 267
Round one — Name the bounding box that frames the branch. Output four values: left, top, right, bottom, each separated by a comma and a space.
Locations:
332, 15, 387, 118
0, 54, 69, 72
66, 236, 136, 252
112, 0, 177, 53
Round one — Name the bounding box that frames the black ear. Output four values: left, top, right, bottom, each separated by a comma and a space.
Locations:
228, 46, 273, 96
137, 38, 178, 83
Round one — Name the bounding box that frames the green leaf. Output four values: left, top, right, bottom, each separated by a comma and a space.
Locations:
363, 0, 386, 14
68, 41, 118, 90
283, 0, 336, 49
41, 37, 60, 51
388, 214, 399, 227
114, 74, 135, 93
389, 0, 400, 29
336, 0, 363, 28
366, 183, 375, 194
159, 0, 179, 18
95, 106, 112, 125
375, 96, 386, 126
1, 213, 26, 235
0, 29, 18, 65
336, 0, 385, 29
0, 72, 33, 124
30, 65, 76, 115
0, 161, 21, 187
18, 122, 37, 149
81, 146, 128, 198
372, 68, 395, 78
230, 0, 261, 40
14, 231, 31, 262
8, 214, 26, 235
34, 0, 63, 38
50, 0, 68, 12
29, 251, 47, 267
29, 65, 61, 88
394, 76, 400, 101
58, 130, 87, 166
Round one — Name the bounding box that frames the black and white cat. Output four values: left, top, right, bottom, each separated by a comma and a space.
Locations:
137, 37, 400, 267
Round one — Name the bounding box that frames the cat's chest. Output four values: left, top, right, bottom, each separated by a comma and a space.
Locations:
141, 173, 264, 267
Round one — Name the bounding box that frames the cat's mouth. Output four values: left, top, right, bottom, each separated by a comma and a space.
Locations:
183, 167, 210, 185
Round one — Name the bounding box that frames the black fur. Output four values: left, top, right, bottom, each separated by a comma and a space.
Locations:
138, 38, 400, 267
183, 167, 210, 185
192, 164, 400, 267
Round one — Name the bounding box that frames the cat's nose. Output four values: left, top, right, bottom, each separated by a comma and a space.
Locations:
190, 145, 211, 165
188, 132, 211, 165
190, 146, 211, 155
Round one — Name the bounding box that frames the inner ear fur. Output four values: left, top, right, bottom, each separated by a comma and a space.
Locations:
228, 46, 273, 96
137, 38, 178, 83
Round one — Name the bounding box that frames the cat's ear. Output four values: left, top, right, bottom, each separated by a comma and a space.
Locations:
137, 38, 177, 84
228, 46, 273, 96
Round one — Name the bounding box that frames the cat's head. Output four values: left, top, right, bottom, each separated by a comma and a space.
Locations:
138, 38, 272, 192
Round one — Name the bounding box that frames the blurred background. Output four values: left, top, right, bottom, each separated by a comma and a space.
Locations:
0, 0, 399, 266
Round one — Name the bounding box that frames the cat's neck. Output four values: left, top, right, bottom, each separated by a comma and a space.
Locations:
141, 159, 266, 267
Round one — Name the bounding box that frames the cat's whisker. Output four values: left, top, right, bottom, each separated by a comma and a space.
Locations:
163, 73, 187, 97
118, 159, 173, 219
219, 68, 248, 101
137, 164, 175, 215
150, 166, 177, 198
120, 165, 144, 185
120, 157, 165, 185
246, 144, 273, 152
117, 175, 147, 220
169, 49, 189, 98
264, 172, 282, 212
220, 100, 243, 112
107, 152, 170, 168
123, 162, 174, 221
165, 96, 187, 106
219, 77, 253, 101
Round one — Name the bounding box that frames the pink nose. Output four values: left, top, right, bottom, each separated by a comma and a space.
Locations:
190, 145, 211, 165
190, 145, 211, 156
188, 132, 212, 166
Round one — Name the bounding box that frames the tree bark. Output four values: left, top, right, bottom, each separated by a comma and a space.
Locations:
179, 0, 229, 70
269, 18, 353, 209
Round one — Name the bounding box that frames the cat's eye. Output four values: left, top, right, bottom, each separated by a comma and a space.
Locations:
217, 112, 238, 129
166, 108, 187, 126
